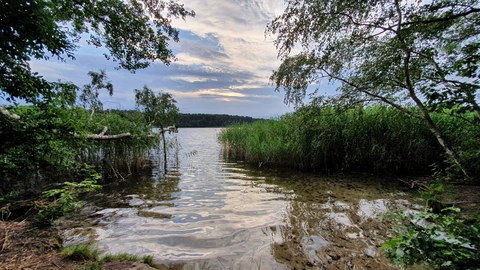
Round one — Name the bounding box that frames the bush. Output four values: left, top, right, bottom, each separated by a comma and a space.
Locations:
382, 208, 480, 269
35, 174, 101, 225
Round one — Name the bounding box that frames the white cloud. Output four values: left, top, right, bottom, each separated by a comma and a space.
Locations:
170, 75, 218, 83
166, 87, 274, 100
172, 0, 286, 84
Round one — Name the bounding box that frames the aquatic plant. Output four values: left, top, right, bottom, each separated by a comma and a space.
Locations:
219, 105, 480, 176
80, 110, 163, 179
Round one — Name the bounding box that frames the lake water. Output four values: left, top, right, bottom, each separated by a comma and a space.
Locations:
63, 128, 419, 269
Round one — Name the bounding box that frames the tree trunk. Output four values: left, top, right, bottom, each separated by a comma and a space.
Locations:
403, 52, 469, 177
159, 124, 168, 173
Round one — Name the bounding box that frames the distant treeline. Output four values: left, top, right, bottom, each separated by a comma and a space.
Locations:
177, 113, 259, 127
105, 110, 259, 127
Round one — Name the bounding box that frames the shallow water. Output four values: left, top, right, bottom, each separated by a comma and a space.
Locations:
63, 128, 419, 269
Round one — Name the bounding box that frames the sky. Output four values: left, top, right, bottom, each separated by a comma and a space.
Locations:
29, 0, 306, 118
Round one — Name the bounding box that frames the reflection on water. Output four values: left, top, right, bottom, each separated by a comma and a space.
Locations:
63, 128, 419, 269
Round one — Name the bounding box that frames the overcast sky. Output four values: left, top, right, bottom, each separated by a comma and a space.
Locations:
29, 0, 307, 118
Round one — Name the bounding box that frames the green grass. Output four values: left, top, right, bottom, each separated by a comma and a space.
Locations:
102, 253, 155, 266
63, 244, 158, 269
219, 105, 480, 176
62, 244, 100, 260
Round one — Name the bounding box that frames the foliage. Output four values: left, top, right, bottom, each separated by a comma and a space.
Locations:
0, 0, 192, 195
0, 105, 92, 193
219, 106, 480, 175
0, 0, 194, 105
0, 104, 165, 194
419, 182, 447, 210
267, 0, 480, 173
134, 86, 179, 128
35, 174, 101, 225
0, 191, 21, 205
382, 208, 480, 269
79, 70, 113, 118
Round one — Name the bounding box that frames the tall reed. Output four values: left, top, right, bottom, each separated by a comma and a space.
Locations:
80, 111, 162, 178
219, 106, 480, 175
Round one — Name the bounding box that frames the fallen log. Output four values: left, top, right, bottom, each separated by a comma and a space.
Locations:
80, 126, 132, 140
86, 132, 132, 140
0, 106, 20, 120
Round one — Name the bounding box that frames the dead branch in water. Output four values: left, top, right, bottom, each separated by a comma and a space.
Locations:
84, 126, 132, 140
85, 126, 177, 140
0, 106, 20, 120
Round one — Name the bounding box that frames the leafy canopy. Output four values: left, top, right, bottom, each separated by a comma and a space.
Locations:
0, 0, 194, 105
268, 0, 480, 118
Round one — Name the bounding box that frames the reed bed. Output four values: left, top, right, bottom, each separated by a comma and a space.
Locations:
80, 111, 162, 179
219, 106, 480, 175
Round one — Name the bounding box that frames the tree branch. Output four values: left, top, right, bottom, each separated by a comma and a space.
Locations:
86, 132, 132, 140
329, 11, 397, 33
402, 8, 480, 26
0, 106, 20, 120
321, 69, 423, 120
86, 125, 178, 140
99, 126, 108, 136
84, 126, 131, 140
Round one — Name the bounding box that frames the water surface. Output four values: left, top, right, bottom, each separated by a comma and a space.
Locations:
64, 128, 418, 269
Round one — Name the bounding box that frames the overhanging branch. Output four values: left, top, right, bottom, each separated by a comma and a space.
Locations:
320, 69, 423, 120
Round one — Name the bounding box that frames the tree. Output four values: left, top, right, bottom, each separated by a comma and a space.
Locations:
0, 0, 193, 192
135, 86, 179, 171
267, 0, 480, 176
134, 86, 179, 128
80, 70, 113, 119
0, 0, 194, 107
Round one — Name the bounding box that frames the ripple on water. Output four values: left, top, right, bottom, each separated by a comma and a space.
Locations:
62, 128, 418, 269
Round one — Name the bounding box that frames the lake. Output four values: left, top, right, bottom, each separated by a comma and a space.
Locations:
62, 128, 419, 269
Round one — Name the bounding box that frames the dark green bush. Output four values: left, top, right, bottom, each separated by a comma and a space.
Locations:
382, 207, 480, 269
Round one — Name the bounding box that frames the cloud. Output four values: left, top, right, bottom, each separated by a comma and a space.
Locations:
170, 76, 218, 83
28, 0, 293, 118
171, 0, 286, 80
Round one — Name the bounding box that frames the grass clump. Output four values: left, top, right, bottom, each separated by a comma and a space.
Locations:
103, 253, 156, 267
62, 244, 100, 261
62, 244, 158, 269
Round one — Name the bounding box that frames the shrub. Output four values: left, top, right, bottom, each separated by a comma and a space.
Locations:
382, 208, 480, 269
35, 174, 101, 225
